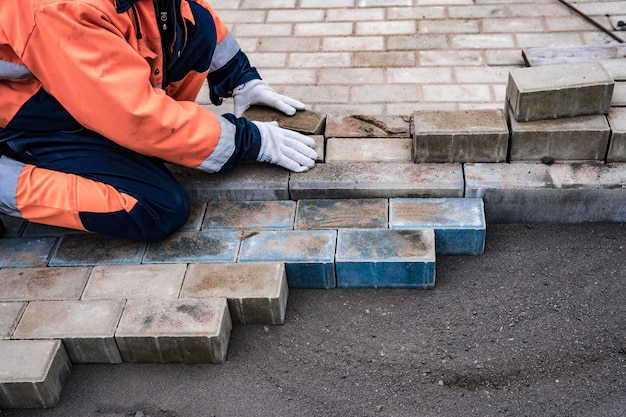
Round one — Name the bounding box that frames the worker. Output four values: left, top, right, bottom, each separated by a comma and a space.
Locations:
0, 0, 316, 241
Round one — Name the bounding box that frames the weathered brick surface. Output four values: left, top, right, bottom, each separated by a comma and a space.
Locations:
50, 235, 146, 267
508, 112, 610, 162
0, 267, 90, 302
295, 199, 388, 230
242, 106, 326, 135
0, 302, 26, 339
312, 135, 325, 162
607, 108, 626, 162
325, 115, 411, 138
13, 300, 125, 364
202, 201, 296, 230
326, 138, 413, 163
506, 62, 614, 122
0, 340, 71, 409
413, 109, 509, 163
182, 263, 288, 325
115, 298, 231, 364
143, 231, 240, 264
0, 238, 56, 268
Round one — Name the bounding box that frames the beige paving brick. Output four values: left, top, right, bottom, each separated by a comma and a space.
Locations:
258, 69, 318, 85
232, 23, 292, 38
454, 66, 514, 84
612, 82, 626, 106
423, 85, 492, 102
359, 0, 412, 6
508, 3, 573, 17
485, 49, 526, 66
0, 267, 90, 302
607, 108, 626, 162
352, 84, 421, 103
323, 36, 385, 52
240, 0, 296, 7
115, 298, 231, 363
181, 263, 288, 325
418, 20, 480, 34
295, 22, 354, 36
0, 340, 71, 408
300, 0, 355, 7
354, 51, 416, 67
319, 68, 385, 85
13, 300, 125, 364
326, 138, 413, 163
312, 135, 325, 162
82, 264, 187, 301
256, 37, 322, 52
214, 10, 266, 24
386, 6, 446, 20
325, 114, 410, 138
451, 34, 516, 49
419, 50, 484, 66
245, 52, 287, 68
448, 5, 507, 18
389, 102, 458, 115
289, 52, 352, 68
326, 8, 385, 21
280, 85, 351, 104
0, 302, 25, 339
516, 33, 582, 48
387, 34, 448, 51
387, 67, 453, 84
483, 17, 545, 33
316, 103, 385, 115
355, 20, 416, 35
417, 0, 472, 5
267, 9, 324, 22
544, 15, 592, 31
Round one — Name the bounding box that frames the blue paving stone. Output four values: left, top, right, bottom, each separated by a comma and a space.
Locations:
336, 229, 436, 289
143, 231, 240, 263
203, 201, 296, 230
0, 237, 56, 268
390, 198, 486, 255
49, 235, 146, 266
239, 230, 337, 289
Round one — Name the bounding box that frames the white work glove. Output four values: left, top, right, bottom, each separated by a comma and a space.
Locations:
253, 121, 317, 172
233, 79, 305, 117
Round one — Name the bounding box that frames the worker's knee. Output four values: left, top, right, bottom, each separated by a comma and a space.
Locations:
136, 187, 191, 242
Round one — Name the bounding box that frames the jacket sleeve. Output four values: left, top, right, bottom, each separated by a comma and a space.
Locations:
19, 1, 255, 172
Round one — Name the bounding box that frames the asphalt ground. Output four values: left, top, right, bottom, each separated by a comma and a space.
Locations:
3, 223, 625, 417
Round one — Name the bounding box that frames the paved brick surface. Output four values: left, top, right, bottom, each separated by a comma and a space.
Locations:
50, 235, 146, 267
325, 115, 411, 138
202, 201, 296, 230
143, 231, 240, 264
0, 267, 90, 301
0, 302, 25, 339
295, 199, 388, 230
326, 138, 413, 163
0, 238, 57, 268
607, 108, 626, 161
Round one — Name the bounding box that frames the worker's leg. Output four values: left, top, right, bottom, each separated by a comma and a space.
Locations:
0, 131, 190, 242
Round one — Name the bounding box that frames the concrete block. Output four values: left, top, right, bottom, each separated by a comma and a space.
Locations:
324, 114, 411, 138
335, 229, 436, 289
82, 264, 187, 300
0, 340, 71, 409
326, 138, 413, 163
607, 108, 626, 162
49, 235, 146, 267
465, 162, 626, 223
0, 238, 56, 268
508, 110, 610, 162
0, 267, 91, 301
13, 300, 125, 364
295, 198, 388, 230
506, 62, 614, 121
181, 263, 288, 325
243, 106, 326, 135
0, 302, 26, 339
168, 163, 290, 202
413, 109, 509, 163
311, 135, 325, 162
390, 198, 486, 255
180, 201, 206, 231
289, 163, 464, 199
143, 231, 240, 264
202, 201, 296, 230
239, 230, 337, 289
115, 298, 231, 364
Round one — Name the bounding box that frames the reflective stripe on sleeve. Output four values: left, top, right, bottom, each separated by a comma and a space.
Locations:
196, 115, 236, 173
209, 32, 240, 72
0, 156, 25, 217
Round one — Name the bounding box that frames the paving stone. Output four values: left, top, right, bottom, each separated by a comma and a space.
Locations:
465, 162, 626, 223
0, 215, 26, 238
289, 163, 464, 199
0, 340, 71, 409
180, 201, 206, 231
335, 229, 436, 289
242, 106, 326, 135
143, 231, 240, 264
326, 138, 413, 163
0, 267, 91, 301
168, 163, 290, 202
239, 230, 337, 289
508, 111, 610, 162
181, 263, 288, 325
49, 235, 146, 267
0, 238, 56, 268
412, 109, 509, 163
82, 264, 187, 300
115, 298, 231, 364
311, 135, 325, 162
202, 201, 296, 230
22, 223, 84, 238
607, 108, 626, 162
295, 199, 388, 230
13, 300, 125, 364
389, 198, 486, 255
506, 62, 614, 122
0, 302, 26, 339
324, 114, 411, 138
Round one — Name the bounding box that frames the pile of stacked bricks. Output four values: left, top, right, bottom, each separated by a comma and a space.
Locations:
2, 58, 626, 408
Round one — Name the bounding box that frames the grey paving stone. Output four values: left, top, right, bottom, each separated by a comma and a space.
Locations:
182, 263, 288, 325
243, 106, 326, 135
289, 163, 464, 199
0, 215, 27, 238
13, 300, 125, 364
389, 198, 486, 255
115, 298, 231, 363
295, 198, 388, 230
49, 235, 146, 267
168, 163, 290, 202
0, 267, 91, 301
465, 162, 626, 223
607, 108, 626, 162
413, 109, 509, 163
506, 62, 614, 121
325, 114, 411, 138
0, 302, 26, 339
180, 201, 207, 231
311, 135, 325, 162
508, 111, 610, 162
239, 230, 337, 289
202, 201, 296, 230
336, 229, 436, 289
0, 340, 71, 409
0, 238, 56, 268
143, 231, 240, 263
326, 138, 413, 163
82, 264, 187, 300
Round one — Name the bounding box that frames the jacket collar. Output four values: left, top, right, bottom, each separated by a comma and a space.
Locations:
115, 0, 142, 13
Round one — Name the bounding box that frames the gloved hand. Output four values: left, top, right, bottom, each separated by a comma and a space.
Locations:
252, 121, 317, 172
233, 79, 305, 117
